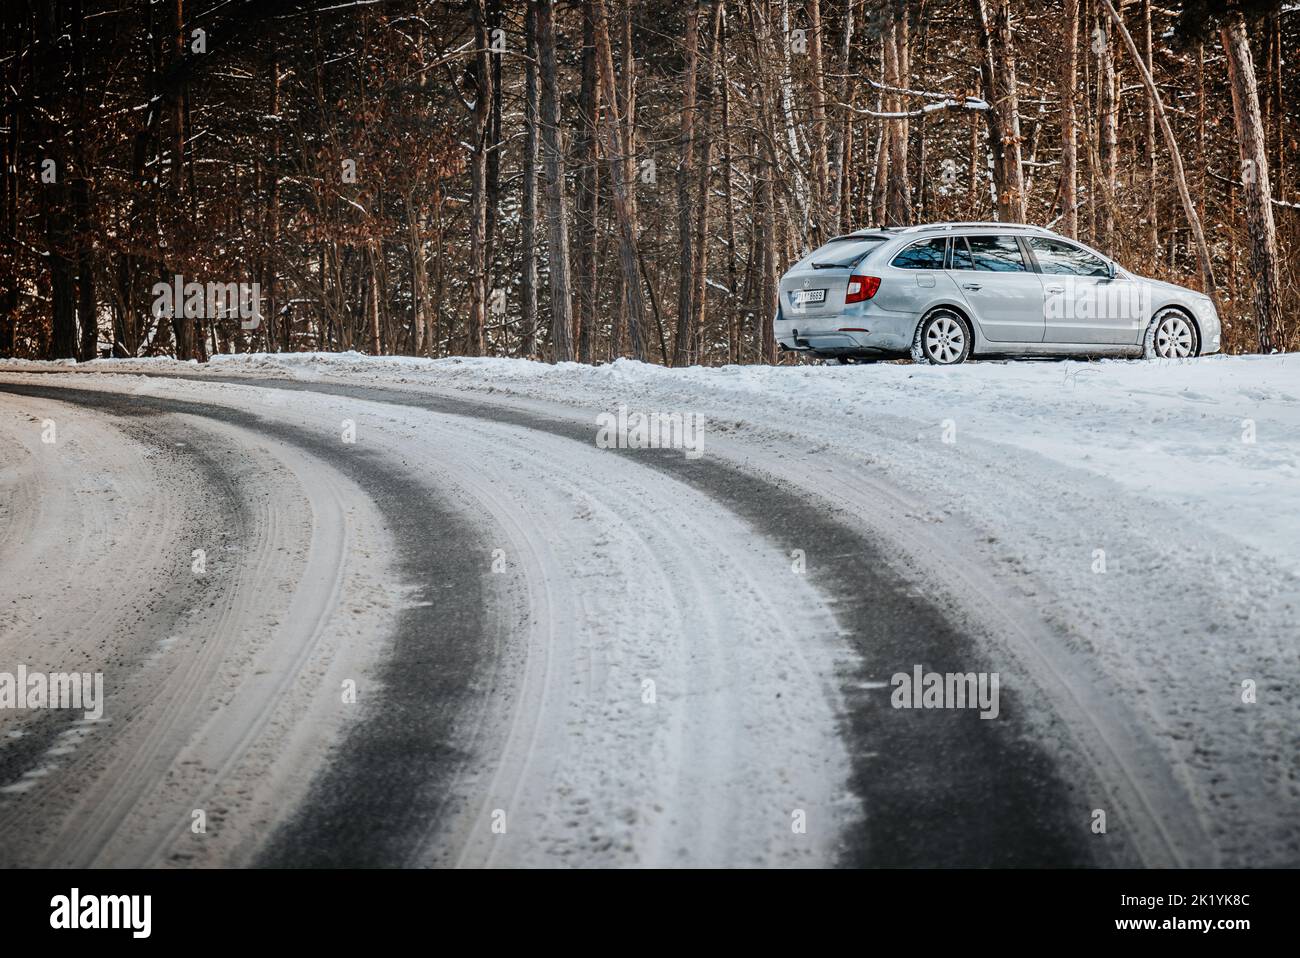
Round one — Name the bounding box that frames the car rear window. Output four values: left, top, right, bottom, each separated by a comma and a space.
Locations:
807, 237, 886, 268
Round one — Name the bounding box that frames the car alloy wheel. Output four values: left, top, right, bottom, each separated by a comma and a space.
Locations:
1154, 312, 1194, 358
1145, 307, 1199, 360
912, 309, 971, 365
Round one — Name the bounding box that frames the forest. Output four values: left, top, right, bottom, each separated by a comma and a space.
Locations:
1, 0, 1295, 365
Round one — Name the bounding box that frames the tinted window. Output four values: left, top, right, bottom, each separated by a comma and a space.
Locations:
807, 237, 886, 268
954, 235, 1027, 271
891, 238, 947, 269
951, 238, 974, 270
1026, 237, 1110, 276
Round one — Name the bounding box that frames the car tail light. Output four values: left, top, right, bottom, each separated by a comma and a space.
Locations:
845, 275, 880, 304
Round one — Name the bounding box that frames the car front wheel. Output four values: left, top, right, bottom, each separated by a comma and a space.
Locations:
1143, 307, 1199, 359
911, 309, 972, 365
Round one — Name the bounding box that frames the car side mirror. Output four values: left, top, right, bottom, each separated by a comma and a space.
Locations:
1107, 260, 1118, 280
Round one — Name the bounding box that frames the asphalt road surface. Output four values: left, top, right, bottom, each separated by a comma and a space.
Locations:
0, 368, 1241, 867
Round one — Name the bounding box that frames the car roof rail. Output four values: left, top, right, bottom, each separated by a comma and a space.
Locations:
896, 221, 1055, 235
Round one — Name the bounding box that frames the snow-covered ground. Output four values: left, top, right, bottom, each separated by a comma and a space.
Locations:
1, 352, 1297, 867
188, 349, 1298, 576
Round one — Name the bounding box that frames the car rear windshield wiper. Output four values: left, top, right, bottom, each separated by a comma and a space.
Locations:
812, 260, 855, 269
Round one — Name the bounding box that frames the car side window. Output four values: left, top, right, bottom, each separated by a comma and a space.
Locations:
1026, 237, 1110, 277
962, 235, 1027, 272
891, 238, 947, 270
950, 238, 975, 270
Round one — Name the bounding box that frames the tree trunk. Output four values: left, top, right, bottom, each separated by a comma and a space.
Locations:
0, 60, 15, 356
74, 177, 96, 359
1060, 0, 1079, 237
1142, 0, 1158, 265
808, 0, 829, 239
537, 0, 574, 362
33, 2, 76, 359
882, 5, 911, 226
686, 1, 724, 365
407, 204, 425, 356
168, 0, 193, 361
267, 43, 283, 351
593, 0, 646, 361
484, 0, 502, 285
71, 0, 97, 360
0, 0, 16, 357
973, 0, 1024, 222
673, 1, 700, 366
574, 0, 600, 364
1094, 4, 1117, 246
1220, 11, 1285, 352
829, 0, 854, 235
1196, 41, 1206, 233
44, 189, 78, 359
871, 112, 887, 224
1269, 9, 1283, 198
520, 2, 540, 356
466, 0, 491, 355
720, 3, 741, 363
429, 183, 444, 355
618, 2, 639, 358
760, 160, 778, 364
368, 241, 382, 355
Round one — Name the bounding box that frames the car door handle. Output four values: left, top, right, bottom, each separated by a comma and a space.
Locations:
961, 283, 982, 291
1046, 285, 1065, 293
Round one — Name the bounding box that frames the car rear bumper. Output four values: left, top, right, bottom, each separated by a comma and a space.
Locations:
775, 307, 918, 355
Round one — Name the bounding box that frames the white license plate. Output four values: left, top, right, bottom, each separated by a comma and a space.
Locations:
792, 288, 826, 305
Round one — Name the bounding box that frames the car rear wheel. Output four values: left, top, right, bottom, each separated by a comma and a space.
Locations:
911, 309, 972, 365
1143, 307, 1199, 359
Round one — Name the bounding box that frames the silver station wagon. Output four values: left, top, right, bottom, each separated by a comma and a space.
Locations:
775, 222, 1222, 364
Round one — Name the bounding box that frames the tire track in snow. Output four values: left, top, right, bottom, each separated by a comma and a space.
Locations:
383, 407, 847, 867
148, 372, 1099, 867
0, 382, 493, 867
0, 396, 243, 815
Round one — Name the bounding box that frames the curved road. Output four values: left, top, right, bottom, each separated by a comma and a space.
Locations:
0, 369, 1209, 867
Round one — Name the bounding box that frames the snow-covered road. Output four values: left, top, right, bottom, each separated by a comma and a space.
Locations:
0, 353, 1296, 867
